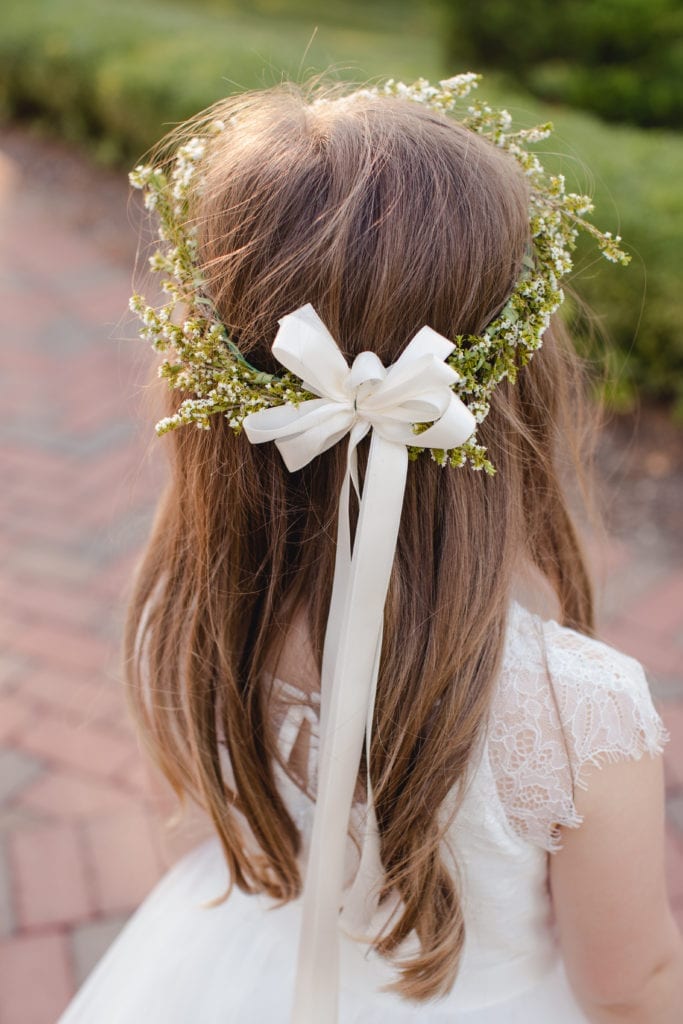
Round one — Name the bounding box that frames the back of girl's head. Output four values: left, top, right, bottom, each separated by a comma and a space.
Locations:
127, 81, 595, 1001
195, 85, 528, 363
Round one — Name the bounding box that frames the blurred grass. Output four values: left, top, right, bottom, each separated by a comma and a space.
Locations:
1, 0, 682, 409
482, 87, 683, 411
0, 0, 444, 164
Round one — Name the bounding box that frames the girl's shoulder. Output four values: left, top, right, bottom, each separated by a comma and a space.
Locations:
488, 601, 669, 852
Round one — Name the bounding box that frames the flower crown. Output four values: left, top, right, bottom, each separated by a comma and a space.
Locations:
129, 73, 628, 473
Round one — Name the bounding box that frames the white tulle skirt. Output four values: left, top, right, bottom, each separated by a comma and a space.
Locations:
58, 838, 589, 1023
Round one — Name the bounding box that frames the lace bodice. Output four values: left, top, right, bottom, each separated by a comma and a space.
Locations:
273, 601, 668, 856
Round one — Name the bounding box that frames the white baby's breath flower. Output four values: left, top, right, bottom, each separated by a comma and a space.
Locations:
129, 164, 154, 189
439, 72, 480, 96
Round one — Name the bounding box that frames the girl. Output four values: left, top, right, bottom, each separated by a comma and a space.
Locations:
60, 76, 682, 1023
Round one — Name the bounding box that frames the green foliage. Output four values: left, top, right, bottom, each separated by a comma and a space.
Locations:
1, 0, 682, 407
529, 106, 683, 410
0, 0, 442, 164
444, 0, 683, 130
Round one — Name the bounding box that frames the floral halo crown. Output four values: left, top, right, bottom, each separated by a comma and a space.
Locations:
129, 72, 629, 474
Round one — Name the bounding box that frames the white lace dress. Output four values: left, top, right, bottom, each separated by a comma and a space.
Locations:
58, 603, 668, 1023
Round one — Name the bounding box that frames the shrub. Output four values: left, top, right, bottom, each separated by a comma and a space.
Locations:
0, 0, 441, 163
443, 0, 683, 130
524, 102, 683, 409
1, 0, 682, 407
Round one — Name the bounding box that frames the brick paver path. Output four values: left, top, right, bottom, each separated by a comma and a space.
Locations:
1, 129, 682, 1023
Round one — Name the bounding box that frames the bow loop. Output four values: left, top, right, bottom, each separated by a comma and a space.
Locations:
272, 304, 351, 401
347, 351, 387, 394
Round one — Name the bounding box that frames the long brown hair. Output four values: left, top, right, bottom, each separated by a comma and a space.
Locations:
125, 82, 595, 1001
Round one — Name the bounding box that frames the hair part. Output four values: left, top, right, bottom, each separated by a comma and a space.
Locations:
125, 81, 596, 1002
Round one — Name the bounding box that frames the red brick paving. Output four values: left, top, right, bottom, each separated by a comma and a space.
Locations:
83, 809, 165, 915
18, 770, 140, 822
0, 133, 179, 1023
662, 703, 683, 789
0, 127, 682, 1023
0, 933, 72, 1024
10, 824, 94, 929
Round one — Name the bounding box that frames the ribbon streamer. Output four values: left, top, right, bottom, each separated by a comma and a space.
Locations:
243, 304, 475, 1023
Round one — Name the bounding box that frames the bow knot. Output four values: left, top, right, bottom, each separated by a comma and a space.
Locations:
346, 352, 385, 416
243, 304, 475, 470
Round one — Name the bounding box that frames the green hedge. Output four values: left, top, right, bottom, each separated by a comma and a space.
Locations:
443, 0, 683, 130
0, 0, 441, 164
2, 0, 682, 409
520, 102, 683, 411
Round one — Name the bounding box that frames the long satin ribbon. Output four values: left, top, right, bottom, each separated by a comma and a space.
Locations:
242, 304, 476, 1024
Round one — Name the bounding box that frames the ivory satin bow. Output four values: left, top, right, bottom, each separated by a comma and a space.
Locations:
243, 304, 475, 1024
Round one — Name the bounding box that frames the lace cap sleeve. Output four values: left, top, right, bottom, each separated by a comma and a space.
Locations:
488, 604, 670, 853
